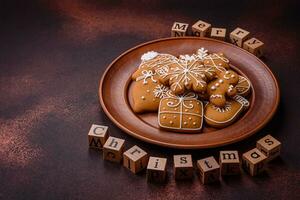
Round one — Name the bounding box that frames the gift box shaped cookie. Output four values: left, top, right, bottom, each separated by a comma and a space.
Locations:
158, 92, 203, 132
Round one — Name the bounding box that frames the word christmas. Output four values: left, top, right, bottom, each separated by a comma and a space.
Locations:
88, 124, 281, 184
171, 20, 264, 58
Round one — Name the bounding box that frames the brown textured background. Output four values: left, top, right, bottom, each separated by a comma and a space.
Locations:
0, 0, 300, 199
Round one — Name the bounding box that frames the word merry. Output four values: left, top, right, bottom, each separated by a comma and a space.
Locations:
171, 20, 264, 57
88, 124, 281, 184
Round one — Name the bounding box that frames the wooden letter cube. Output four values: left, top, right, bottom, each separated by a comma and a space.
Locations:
219, 151, 241, 175
103, 136, 125, 163
242, 148, 267, 176
230, 27, 250, 47
88, 124, 108, 149
147, 156, 167, 183
210, 28, 226, 41
197, 156, 220, 184
192, 20, 211, 37
171, 22, 189, 37
243, 37, 264, 57
256, 135, 281, 162
123, 145, 149, 174
173, 155, 194, 180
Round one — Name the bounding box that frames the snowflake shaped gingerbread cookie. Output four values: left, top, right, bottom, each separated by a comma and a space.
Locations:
159, 56, 215, 95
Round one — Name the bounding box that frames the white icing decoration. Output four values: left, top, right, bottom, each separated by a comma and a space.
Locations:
158, 92, 203, 130
141, 51, 158, 61
153, 85, 169, 99
196, 47, 209, 60
140, 53, 177, 71
161, 57, 214, 92
210, 94, 223, 99
204, 53, 229, 73
135, 70, 157, 84
204, 95, 250, 124
155, 66, 169, 76
179, 54, 196, 62
212, 102, 232, 112
141, 96, 145, 100
223, 71, 232, 80
232, 95, 250, 107
228, 85, 234, 92
236, 76, 251, 94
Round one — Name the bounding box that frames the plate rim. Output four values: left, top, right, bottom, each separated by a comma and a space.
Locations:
99, 37, 280, 149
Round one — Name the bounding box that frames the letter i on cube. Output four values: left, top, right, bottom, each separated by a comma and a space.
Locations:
147, 156, 167, 183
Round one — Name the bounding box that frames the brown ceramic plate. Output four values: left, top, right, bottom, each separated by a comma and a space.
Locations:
99, 37, 279, 149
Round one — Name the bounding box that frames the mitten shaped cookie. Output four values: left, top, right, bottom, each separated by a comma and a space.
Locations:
203, 53, 230, 75
207, 70, 239, 107
204, 95, 250, 128
130, 67, 169, 113
158, 91, 203, 132
158, 56, 215, 95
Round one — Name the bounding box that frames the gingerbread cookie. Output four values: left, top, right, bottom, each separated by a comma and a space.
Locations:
203, 53, 230, 75
131, 67, 169, 113
158, 55, 215, 95
204, 95, 250, 128
236, 75, 251, 96
207, 70, 239, 107
139, 51, 178, 71
158, 91, 203, 132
